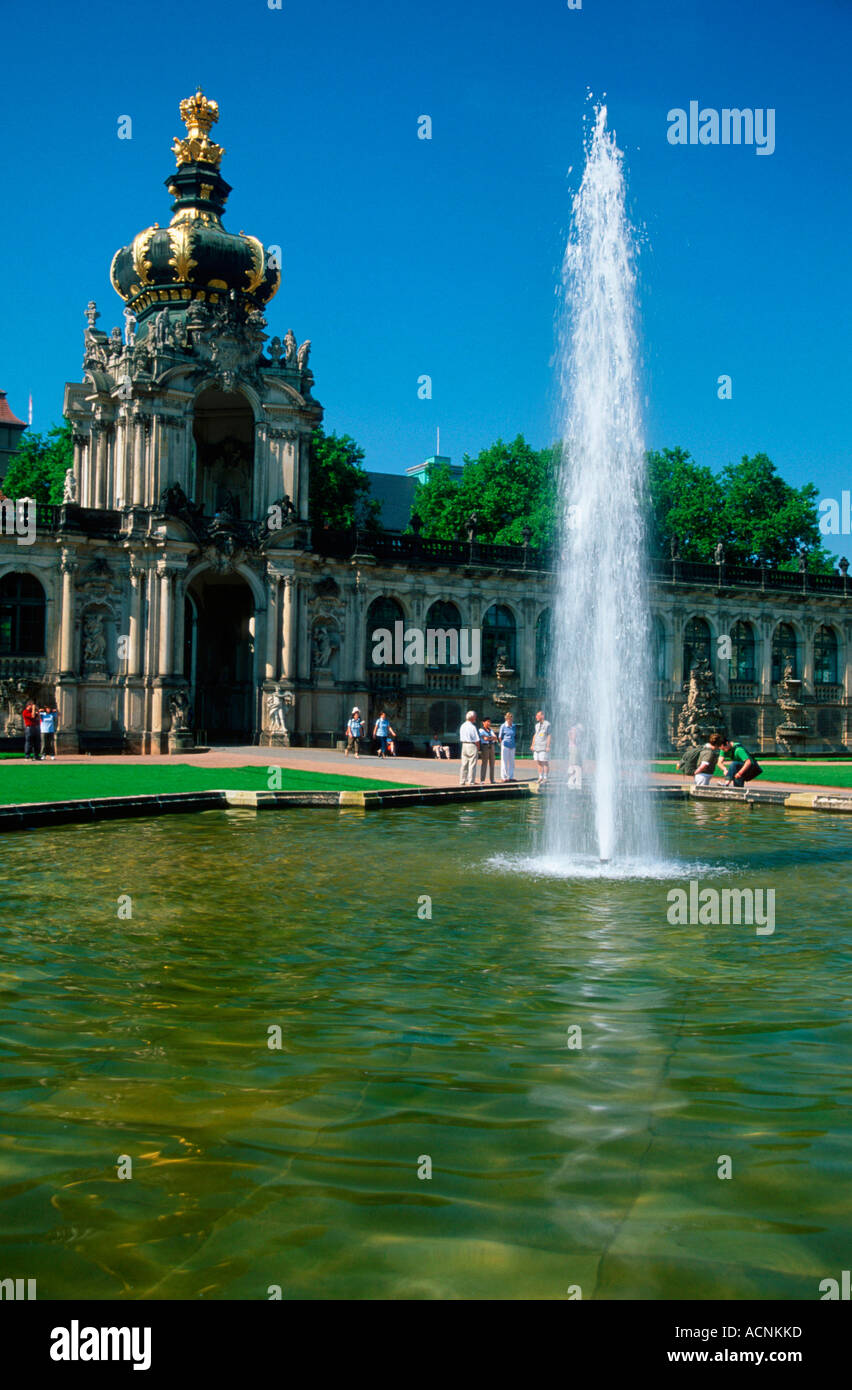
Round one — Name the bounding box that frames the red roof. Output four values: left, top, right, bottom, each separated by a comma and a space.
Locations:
0, 390, 26, 429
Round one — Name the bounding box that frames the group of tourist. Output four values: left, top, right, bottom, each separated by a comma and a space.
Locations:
685, 734, 763, 788
342, 706, 554, 784
344, 707, 399, 758
458, 709, 551, 786
21, 699, 59, 761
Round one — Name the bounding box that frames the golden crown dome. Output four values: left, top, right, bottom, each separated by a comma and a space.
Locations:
109, 91, 280, 321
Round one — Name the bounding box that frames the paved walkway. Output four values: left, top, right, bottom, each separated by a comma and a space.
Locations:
47, 745, 852, 800
53, 745, 537, 790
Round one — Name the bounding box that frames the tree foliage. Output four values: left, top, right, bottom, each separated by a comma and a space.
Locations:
2, 421, 71, 506
647, 447, 835, 572
412, 435, 559, 546
308, 427, 380, 532
413, 435, 835, 572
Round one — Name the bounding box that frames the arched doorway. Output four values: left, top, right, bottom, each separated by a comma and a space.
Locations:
193, 388, 255, 517
186, 568, 256, 742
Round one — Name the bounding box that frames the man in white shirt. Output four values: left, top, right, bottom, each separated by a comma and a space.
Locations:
458, 710, 480, 786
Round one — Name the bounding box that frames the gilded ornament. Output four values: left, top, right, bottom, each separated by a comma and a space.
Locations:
132, 227, 156, 287
168, 223, 197, 282
243, 234, 266, 294
109, 251, 124, 299
172, 89, 225, 169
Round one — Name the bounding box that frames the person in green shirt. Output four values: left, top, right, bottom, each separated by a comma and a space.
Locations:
719, 738, 762, 788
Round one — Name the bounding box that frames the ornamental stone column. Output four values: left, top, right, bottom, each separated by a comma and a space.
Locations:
157, 561, 175, 676
59, 552, 77, 674
265, 575, 281, 680
131, 413, 145, 505
128, 560, 144, 676
74, 429, 90, 506
759, 617, 774, 696
353, 571, 368, 684
716, 610, 730, 696
92, 424, 106, 508
801, 618, 815, 695
281, 575, 297, 680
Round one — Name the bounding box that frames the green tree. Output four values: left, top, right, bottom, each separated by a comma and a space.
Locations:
645, 447, 724, 559
718, 453, 833, 571
308, 427, 379, 531
412, 435, 559, 545
646, 447, 834, 572
2, 421, 71, 506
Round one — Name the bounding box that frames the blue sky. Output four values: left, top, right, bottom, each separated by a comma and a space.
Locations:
1, 0, 850, 502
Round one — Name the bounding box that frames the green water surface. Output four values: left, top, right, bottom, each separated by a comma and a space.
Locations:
0, 798, 849, 1300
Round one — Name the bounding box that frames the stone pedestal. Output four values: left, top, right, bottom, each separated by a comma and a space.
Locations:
168, 729, 196, 754
260, 730, 291, 748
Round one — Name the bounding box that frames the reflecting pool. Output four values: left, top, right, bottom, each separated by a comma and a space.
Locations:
0, 799, 849, 1299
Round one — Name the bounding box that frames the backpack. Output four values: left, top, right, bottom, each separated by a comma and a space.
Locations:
677, 745, 703, 776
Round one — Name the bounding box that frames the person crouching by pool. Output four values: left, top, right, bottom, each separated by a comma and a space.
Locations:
459, 710, 479, 786
478, 717, 497, 783
498, 710, 516, 781
719, 737, 763, 788
694, 733, 724, 786
531, 710, 551, 784
373, 710, 395, 757
345, 707, 363, 757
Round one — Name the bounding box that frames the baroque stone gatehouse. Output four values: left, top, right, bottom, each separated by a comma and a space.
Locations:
0, 91, 849, 755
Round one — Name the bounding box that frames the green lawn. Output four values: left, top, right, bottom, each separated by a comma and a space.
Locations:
653, 761, 852, 789
0, 763, 409, 807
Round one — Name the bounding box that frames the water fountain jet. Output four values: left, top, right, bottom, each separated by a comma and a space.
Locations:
545, 105, 659, 870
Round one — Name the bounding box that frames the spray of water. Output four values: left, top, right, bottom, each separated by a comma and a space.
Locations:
545, 105, 658, 867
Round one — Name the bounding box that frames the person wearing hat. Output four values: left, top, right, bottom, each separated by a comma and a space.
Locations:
345, 707, 363, 757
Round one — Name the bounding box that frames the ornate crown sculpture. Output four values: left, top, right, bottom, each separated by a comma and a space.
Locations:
172, 89, 225, 169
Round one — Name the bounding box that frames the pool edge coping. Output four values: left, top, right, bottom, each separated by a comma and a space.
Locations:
0, 781, 848, 832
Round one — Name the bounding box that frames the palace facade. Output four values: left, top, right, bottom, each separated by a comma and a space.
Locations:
0, 92, 849, 755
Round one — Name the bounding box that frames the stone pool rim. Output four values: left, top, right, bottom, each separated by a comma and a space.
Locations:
0, 781, 849, 833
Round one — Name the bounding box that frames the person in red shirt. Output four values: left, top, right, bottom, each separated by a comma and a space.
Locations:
21, 699, 41, 761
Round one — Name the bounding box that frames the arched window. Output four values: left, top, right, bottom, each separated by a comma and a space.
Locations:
366, 596, 405, 669
683, 616, 712, 680
428, 700, 462, 734
483, 604, 516, 674
814, 626, 838, 685
535, 609, 551, 679
0, 572, 46, 656
653, 616, 667, 682
731, 707, 758, 738
731, 620, 756, 683
425, 600, 461, 670
772, 623, 798, 683
817, 707, 842, 738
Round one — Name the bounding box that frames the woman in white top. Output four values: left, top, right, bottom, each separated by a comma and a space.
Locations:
531, 711, 551, 785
